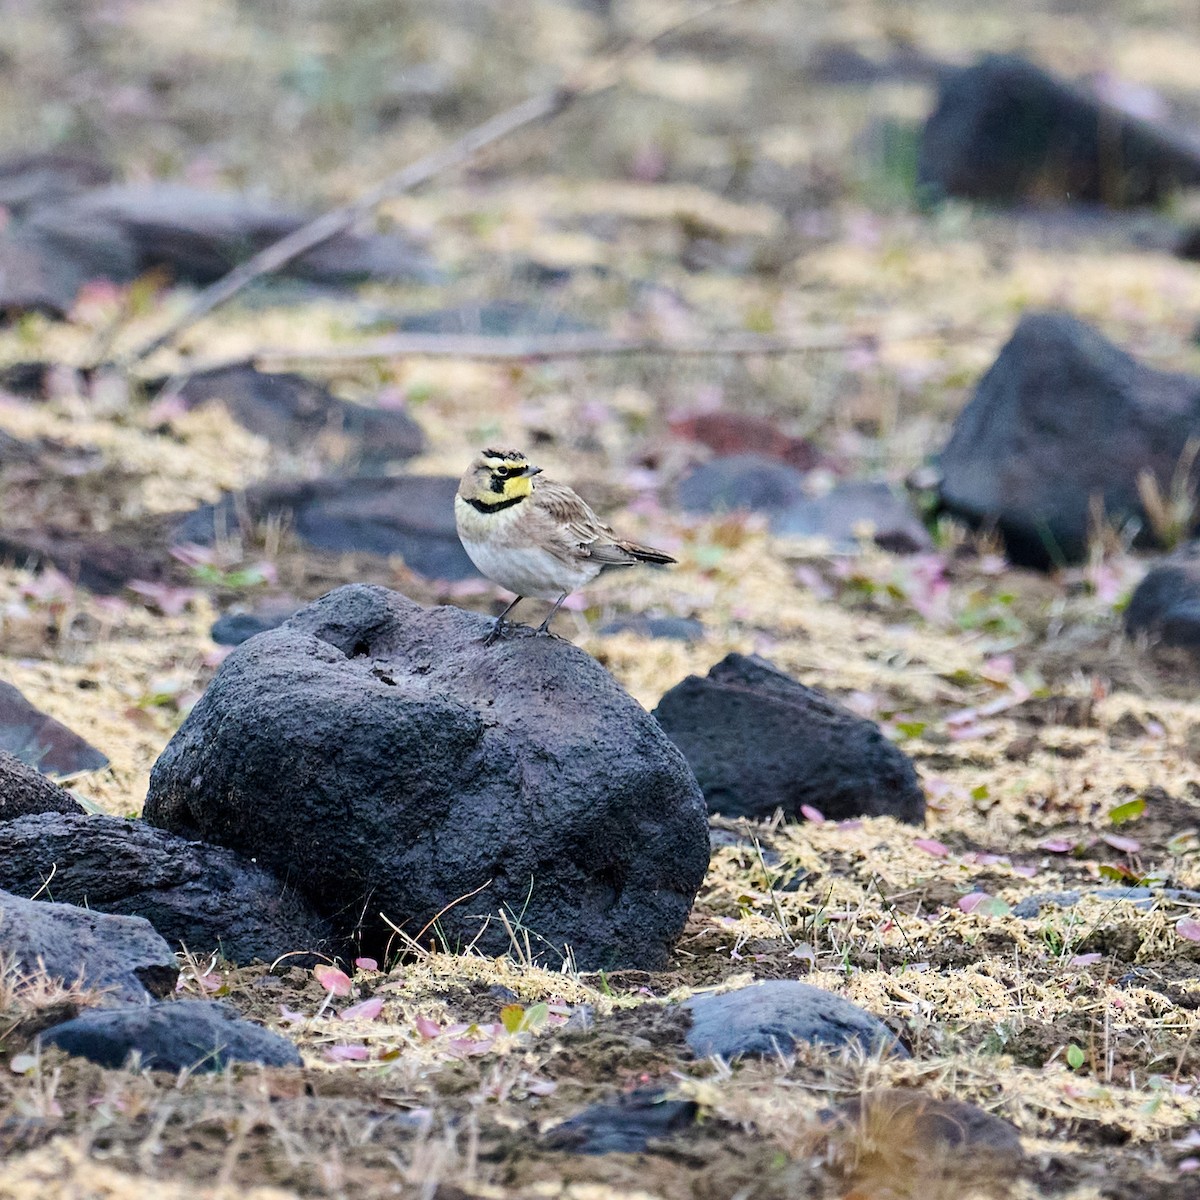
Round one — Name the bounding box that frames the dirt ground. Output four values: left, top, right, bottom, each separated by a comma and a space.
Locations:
3, 0, 1200, 1197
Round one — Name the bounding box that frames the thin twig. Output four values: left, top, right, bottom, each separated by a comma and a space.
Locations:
117, 0, 754, 369
254, 328, 881, 366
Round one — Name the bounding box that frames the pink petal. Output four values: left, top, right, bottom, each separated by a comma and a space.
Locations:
326, 1044, 370, 1061
448, 1037, 494, 1056
526, 1079, 558, 1096
354, 957, 379, 972
957, 892, 989, 913
1013, 865, 1039, 878
415, 1016, 441, 1039
314, 965, 353, 996
1069, 953, 1103, 966
1101, 833, 1141, 854
914, 838, 949, 857
1038, 838, 1074, 853
339, 996, 384, 1022
1176, 917, 1200, 943
278, 1004, 306, 1024
800, 805, 826, 823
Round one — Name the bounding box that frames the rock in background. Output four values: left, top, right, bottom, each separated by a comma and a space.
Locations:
654, 653, 925, 825
936, 310, 1200, 567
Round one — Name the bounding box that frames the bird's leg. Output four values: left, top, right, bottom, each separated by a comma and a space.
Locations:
483, 595, 523, 646
535, 592, 570, 636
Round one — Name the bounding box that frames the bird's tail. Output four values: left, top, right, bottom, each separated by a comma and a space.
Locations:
617, 540, 677, 565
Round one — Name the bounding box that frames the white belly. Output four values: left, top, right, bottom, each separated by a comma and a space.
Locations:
460, 538, 598, 600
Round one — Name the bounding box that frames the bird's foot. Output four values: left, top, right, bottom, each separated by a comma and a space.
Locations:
482, 618, 510, 646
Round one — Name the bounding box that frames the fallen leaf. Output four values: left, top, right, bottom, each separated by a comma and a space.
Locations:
339, 996, 384, 1022
326, 1044, 370, 1061
415, 1015, 441, 1039
1101, 833, 1141, 854
354, 957, 379, 972
1176, 917, 1200, 943
314, 965, 352, 996
913, 838, 949, 857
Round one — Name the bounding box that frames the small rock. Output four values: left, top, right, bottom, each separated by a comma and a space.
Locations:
1126, 551, 1200, 650
918, 55, 1200, 207
38, 999, 301, 1071
171, 475, 476, 581
653, 654, 925, 824
0, 681, 108, 777
683, 981, 904, 1060
542, 1088, 699, 1154
0, 749, 84, 822
144, 584, 710, 970
936, 311, 1200, 567
0, 889, 176, 1003
211, 600, 298, 647
156, 363, 425, 466
676, 454, 808, 515
598, 615, 704, 642
0, 813, 336, 965
769, 481, 932, 554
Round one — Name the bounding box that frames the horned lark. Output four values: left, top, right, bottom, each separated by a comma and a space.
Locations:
455, 448, 676, 642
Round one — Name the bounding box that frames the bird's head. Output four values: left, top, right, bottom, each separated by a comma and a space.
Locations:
458, 448, 543, 505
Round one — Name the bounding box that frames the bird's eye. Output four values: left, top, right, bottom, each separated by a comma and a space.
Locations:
495, 467, 510, 478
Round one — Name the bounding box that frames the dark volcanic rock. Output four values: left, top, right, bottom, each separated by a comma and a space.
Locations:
676, 458, 927, 553
0, 152, 112, 215
653, 654, 925, 825
39, 999, 301, 1071
144, 584, 710, 970
0, 888, 176, 1002
0, 813, 335, 965
0, 749, 84, 822
676, 454, 808, 514
684, 981, 904, 1060
172, 475, 476, 581
0, 680, 108, 777
1125, 550, 1200, 650
769, 481, 932, 553
598, 615, 704, 642
936, 311, 1200, 568
157, 364, 424, 465
542, 1088, 700, 1154
40, 184, 439, 287
211, 599, 298, 647
918, 55, 1200, 207
0, 525, 175, 595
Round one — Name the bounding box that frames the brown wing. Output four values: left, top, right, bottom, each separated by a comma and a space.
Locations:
532, 480, 676, 566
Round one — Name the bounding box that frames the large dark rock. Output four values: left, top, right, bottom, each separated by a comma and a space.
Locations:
0, 813, 335, 965
1125, 549, 1200, 651
0, 525, 174, 595
171, 475, 476, 581
157, 363, 424, 466
676, 454, 808, 515
918, 55, 1200, 207
36, 184, 440, 287
684, 981, 904, 1059
144, 584, 710, 970
0, 889, 176, 1003
0, 749, 84, 822
39, 999, 301, 1071
653, 654, 925, 825
936, 311, 1200, 568
0, 680, 108, 777
0, 152, 112, 215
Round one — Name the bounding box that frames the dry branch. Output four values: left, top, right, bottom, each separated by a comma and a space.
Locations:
252, 329, 882, 366
117, 0, 753, 369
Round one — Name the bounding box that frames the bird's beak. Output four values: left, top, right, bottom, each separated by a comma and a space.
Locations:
519, 464, 542, 477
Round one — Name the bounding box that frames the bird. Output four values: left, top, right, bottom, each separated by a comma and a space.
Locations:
455, 447, 676, 643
